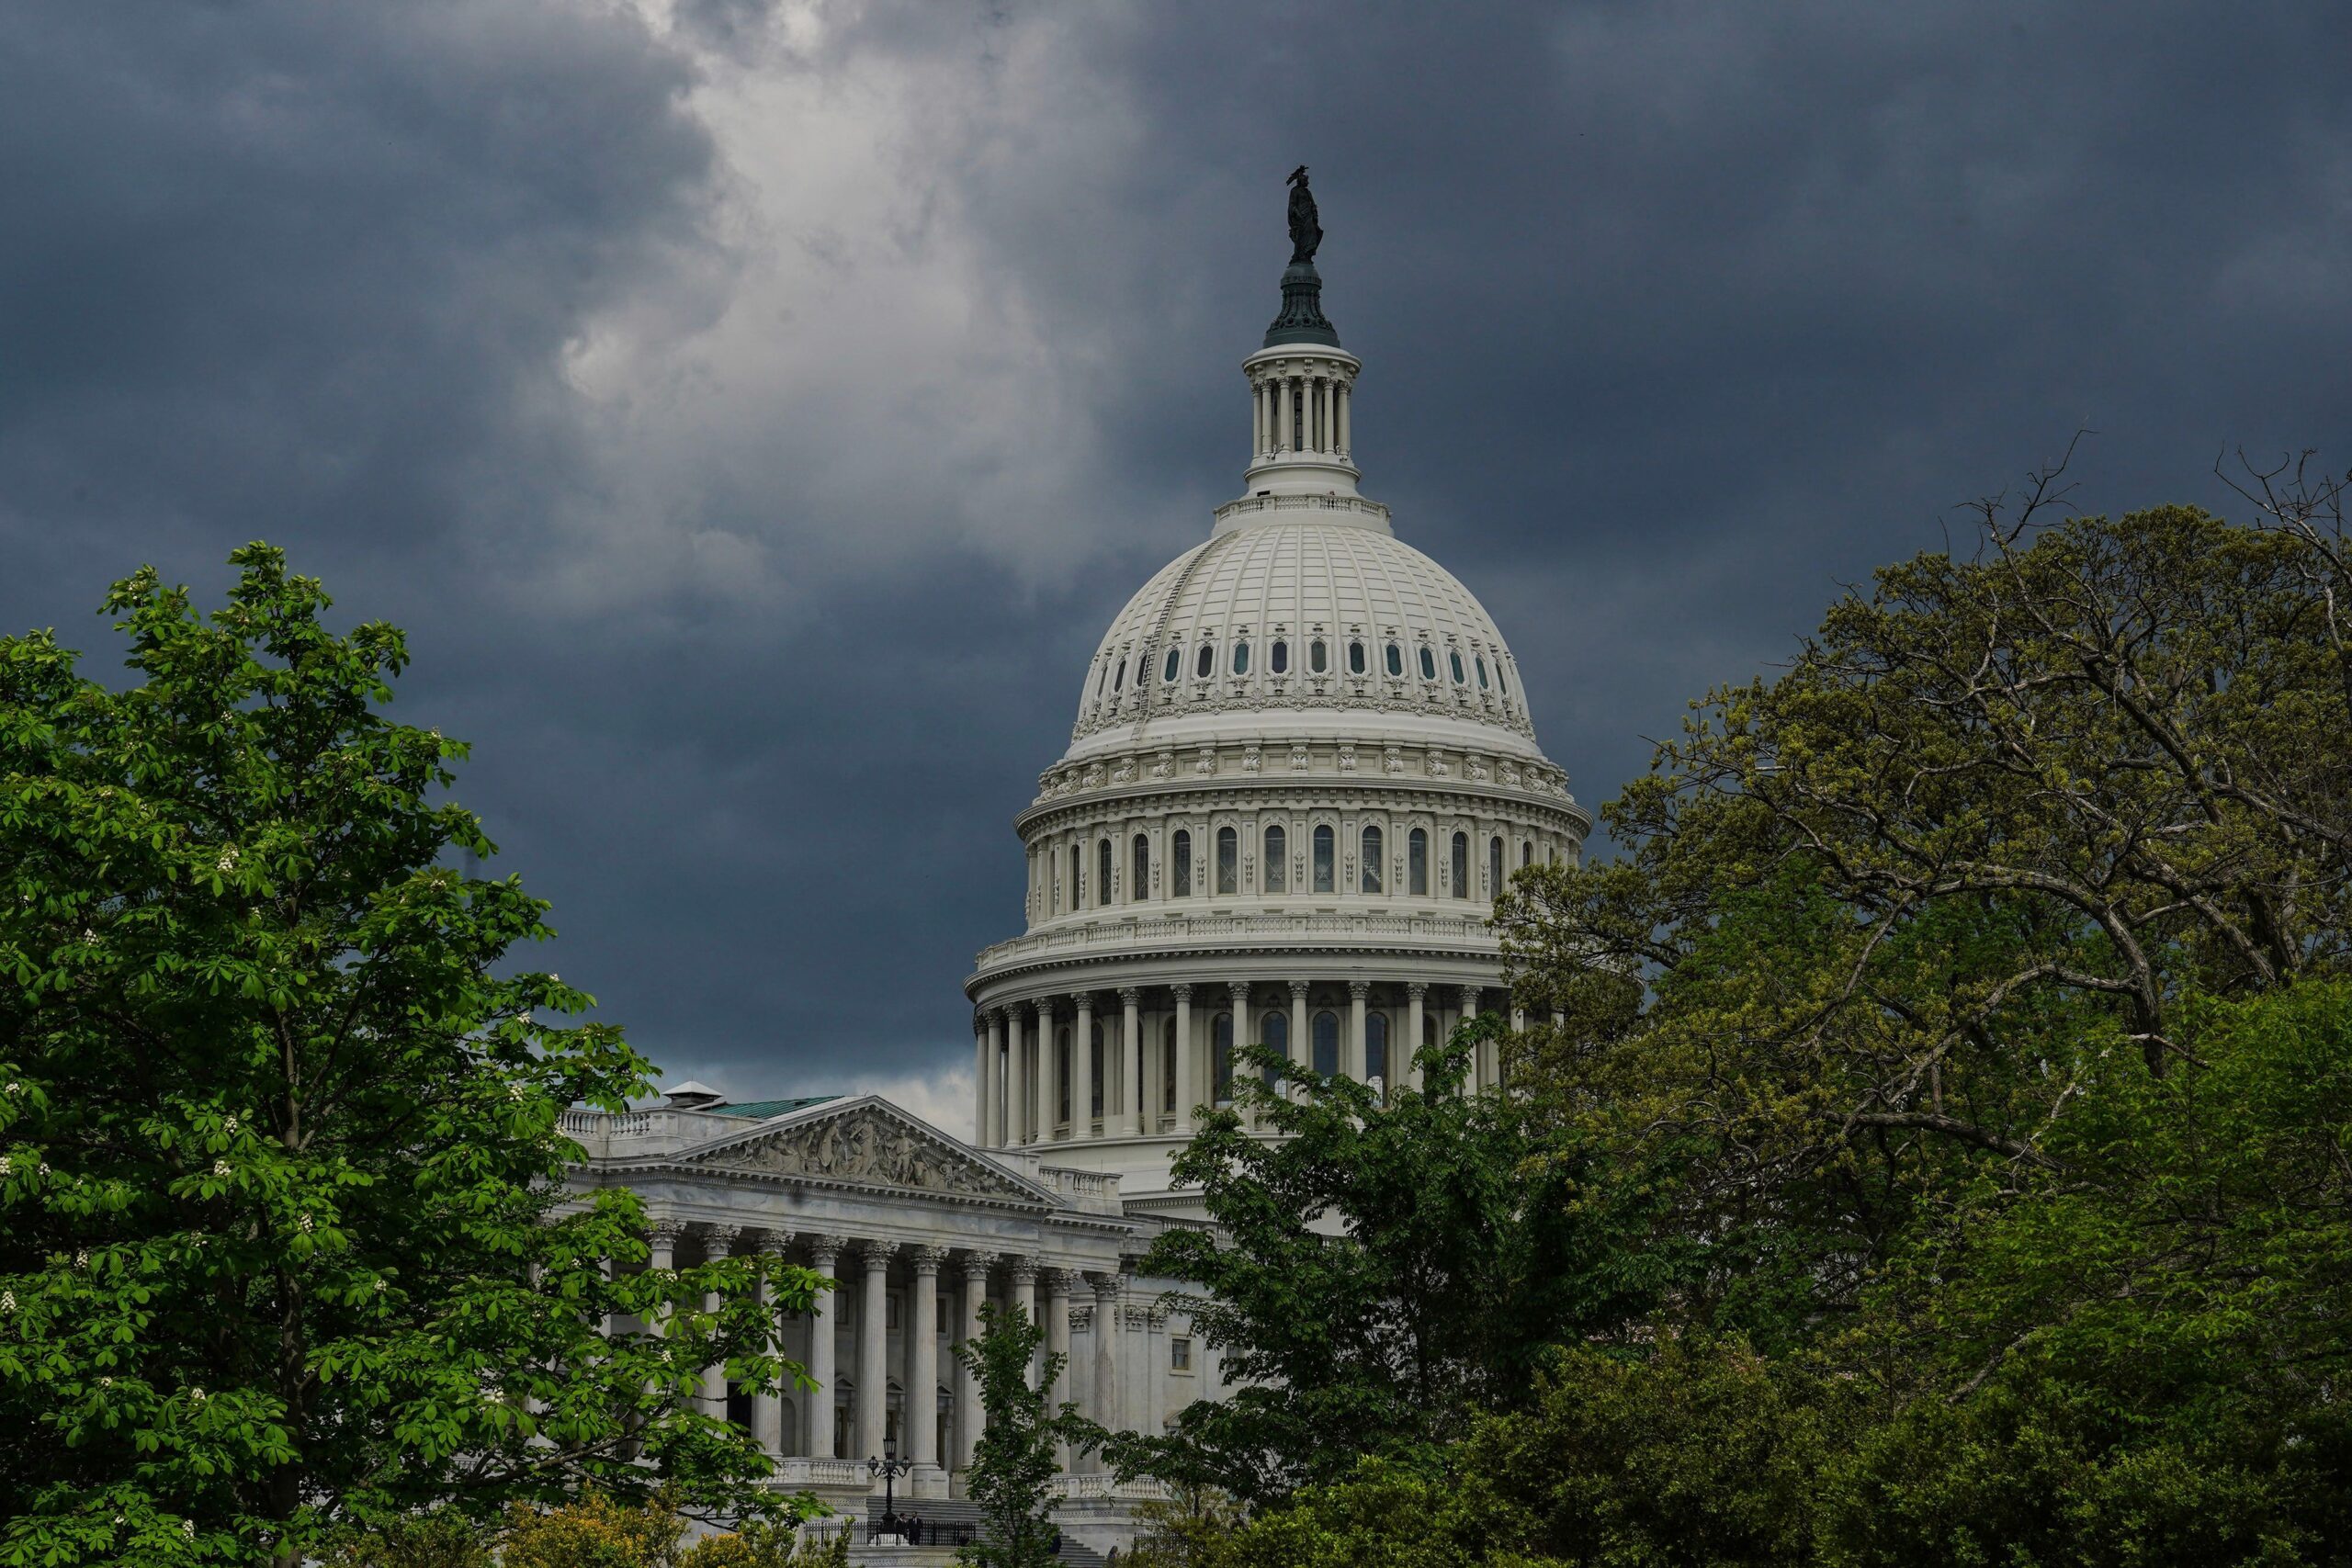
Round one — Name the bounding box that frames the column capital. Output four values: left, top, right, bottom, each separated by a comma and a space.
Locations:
961, 1250, 999, 1283
1118, 986, 1143, 1007
755, 1232, 793, 1258
703, 1224, 744, 1253
1227, 980, 1250, 1005
1090, 1272, 1123, 1303
991, 1003, 1016, 1025
1289, 977, 1310, 999
1007, 1255, 1040, 1286
1458, 985, 1483, 1011
1406, 981, 1429, 1000
1072, 989, 1096, 1010
1347, 978, 1371, 1001
1033, 997, 1057, 1022
808, 1233, 850, 1267
908, 1245, 949, 1276
645, 1216, 688, 1247
1170, 982, 1193, 1002
1045, 1266, 1082, 1296
854, 1239, 899, 1269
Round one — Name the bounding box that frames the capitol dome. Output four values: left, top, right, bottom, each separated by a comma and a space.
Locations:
967, 178, 1584, 1213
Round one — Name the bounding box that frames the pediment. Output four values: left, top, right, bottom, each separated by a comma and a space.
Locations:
684, 1098, 1048, 1205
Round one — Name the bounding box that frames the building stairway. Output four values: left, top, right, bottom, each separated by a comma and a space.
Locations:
838, 1496, 1110, 1565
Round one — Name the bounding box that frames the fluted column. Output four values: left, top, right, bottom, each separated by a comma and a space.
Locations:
1458, 986, 1483, 1093
1406, 983, 1428, 1092
1337, 380, 1351, 455
1032, 1000, 1056, 1143
1091, 1273, 1123, 1436
754, 1235, 791, 1455
701, 1224, 742, 1416
1228, 981, 1252, 1118
1346, 980, 1370, 1083
1170, 985, 1194, 1134
1072, 992, 1094, 1138
1289, 979, 1310, 1089
908, 1247, 944, 1469
956, 1252, 994, 1469
1145, 1305, 1167, 1438
1046, 1268, 1076, 1472
855, 1241, 894, 1460
805, 1235, 843, 1457
976, 1015, 997, 1146
1119, 987, 1144, 1135
1009, 1257, 1040, 1389
645, 1218, 684, 1337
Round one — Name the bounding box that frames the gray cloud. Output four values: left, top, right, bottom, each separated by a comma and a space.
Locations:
5, 0, 2349, 1108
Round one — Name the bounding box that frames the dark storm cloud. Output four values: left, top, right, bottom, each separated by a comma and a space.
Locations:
6, 1, 2350, 1116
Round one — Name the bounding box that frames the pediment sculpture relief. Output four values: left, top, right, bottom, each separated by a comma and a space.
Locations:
707, 1110, 1026, 1199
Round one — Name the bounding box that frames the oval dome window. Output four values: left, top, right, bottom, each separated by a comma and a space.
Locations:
1419, 646, 1438, 681
1163, 647, 1182, 683
1232, 640, 1250, 675
1348, 640, 1366, 675
1385, 641, 1404, 677
1271, 639, 1289, 674
1450, 650, 1466, 684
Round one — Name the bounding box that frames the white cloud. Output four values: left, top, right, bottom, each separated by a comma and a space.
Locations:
845, 1062, 974, 1143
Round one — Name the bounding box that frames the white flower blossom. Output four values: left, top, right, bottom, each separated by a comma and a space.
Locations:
298, 1214, 315, 1234
216, 845, 239, 874
211, 1159, 231, 1178
508, 1082, 526, 1101
373, 1279, 386, 1292
518, 1010, 534, 1027
223, 1116, 238, 1136
1, 1291, 15, 1311
0, 1156, 11, 1176
188, 1387, 204, 1403
100, 1376, 113, 1388
81, 929, 97, 946
74, 1250, 89, 1269
37, 1163, 50, 1178
183, 1520, 195, 1538
4, 1081, 22, 1096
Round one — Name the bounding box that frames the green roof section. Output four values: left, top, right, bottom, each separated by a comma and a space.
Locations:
711, 1095, 840, 1120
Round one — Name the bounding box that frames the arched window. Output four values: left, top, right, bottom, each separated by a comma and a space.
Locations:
1057, 1028, 1072, 1123
1136, 652, 1150, 689
1262, 1010, 1289, 1079
1232, 639, 1250, 675
1385, 641, 1405, 677
1450, 650, 1466, 684
1366, 1012, 1390, 1088
1521, 840, 1534, 870
1451, 832, 1470, 898
1475, 655, 1489, 690
1096, 662, 1109, 697
1133, 833, 1150, 901
1422, 1011, 1440, 1059
1361, 825, 1384, 893
1172, 829, 1193, 897
1271, 638, 1289, 674
1408, 828, 1429, 895
1196, 643, 1215, 679
1489, 836, 1504, 898
1263, 825, 1287, 892
1310, 639, 1329, 674
1163, 647, 1182, 683
1419, 646, 1438, 681
1113, 658, 1125, 693
1098, 839, 1113, 908
1090, 1021, 1105, 1118
1348, 639, 1366, 675
1162, 1015, 1179, 1113
1312, 1010, 1340, 1077
1312, 824, 1335, 893
1216, 826, 1238, 894
1212, 1013, 1234, 1104
1069, 845, 1082, 908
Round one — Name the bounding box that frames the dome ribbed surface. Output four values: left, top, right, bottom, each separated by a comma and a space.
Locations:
1069, 522, 1536, 750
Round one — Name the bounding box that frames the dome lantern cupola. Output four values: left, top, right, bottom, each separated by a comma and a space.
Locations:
1234, 166, 1370, 516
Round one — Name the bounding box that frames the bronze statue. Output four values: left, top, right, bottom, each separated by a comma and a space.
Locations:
1286, 164, 1321, 265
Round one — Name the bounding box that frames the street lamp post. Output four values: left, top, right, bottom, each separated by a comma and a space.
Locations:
868, 1435, 913, 1540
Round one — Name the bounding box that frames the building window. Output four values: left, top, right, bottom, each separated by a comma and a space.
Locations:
1170, 1336, 1193, 1371
1348, 639, 1366, 675
1361, 825, 1384, 893
1263, 825, 1287, 892
1423, 1011, 1440, 1058
1216, 826, 1238, 894
1366, 1011, 1390, 1087
1057, 1029, 1072, 1122
1134, 833, 1150, 901
1475, 655, 1489, 689
1489, 836, 1504, 898
1233, 639, 1250, 675
1172, 829, 1193, 896
1262, 1010, 1288, 1070
1069, 844, 1082, 908
1310, 639, 1329, 674
1385, 640, 1404, 676
1451, 832, 1470, 898
1312, 1010, 1340, 1077
1099, 839, 1113, 908
1196, 643, 1215, 679
1522, 840, 1534, 869
1496, 661, 1509, 696
1419, 645, 1438, 681
1091, 1021, 1105, 1118
1312, 824, 1334, 892
1451, 649, 1466, 684
1271, 638, 1289, 674
1213, 1013, 1234, 1104
1136, 652, 1150, 689
1409, 828, 1429, 895
1113, 657, 1125, 693
1096, 661, 1109, 698
1164, 647, 1181, 683
1163, 1015, 1179, 1111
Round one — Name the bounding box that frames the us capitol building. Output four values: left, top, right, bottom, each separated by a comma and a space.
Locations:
563, 176, 1586, 1542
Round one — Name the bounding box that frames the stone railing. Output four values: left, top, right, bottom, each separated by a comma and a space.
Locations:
972, 908, 1501, 973
555, 1107, 752, 1157
1212, 492, 1389, 526
1036, 1165, 1125, 1213
1048, 1474, 1172, 1502
769, 1457, 873, 1489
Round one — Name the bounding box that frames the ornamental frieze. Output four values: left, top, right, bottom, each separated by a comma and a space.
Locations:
700, 1109, 1031, 1201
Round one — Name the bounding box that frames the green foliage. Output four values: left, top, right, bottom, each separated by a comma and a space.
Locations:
320, 1509, 492, 1567
954, 1302, 1092, 1568
0, 547, 824, 1564
1133, 1021, 1671, 1505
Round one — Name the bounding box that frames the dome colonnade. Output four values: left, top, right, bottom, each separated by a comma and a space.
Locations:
966, 204, 1587, 1208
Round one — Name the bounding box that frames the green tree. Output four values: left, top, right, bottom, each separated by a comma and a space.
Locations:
1136, 1021, 1670, 1506
954, 1302, 1092, 1568
0, 547, 823, 1565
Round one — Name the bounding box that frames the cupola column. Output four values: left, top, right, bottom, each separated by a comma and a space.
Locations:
1033, 999, 1057, 1141
1275, 377, 1293, 452
1338, 380, 1351, 456
1347, 980, 1370, 1082
1120, 987, 1145, 1136
1406, 983, 1427, 1092
1289, 979, 1310, 1085
1072, 991, 1095, 1138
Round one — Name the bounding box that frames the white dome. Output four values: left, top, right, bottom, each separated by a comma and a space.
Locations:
1064, 512, 1540, 762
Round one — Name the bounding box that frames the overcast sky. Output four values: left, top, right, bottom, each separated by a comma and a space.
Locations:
6, 1, 2349, 1132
